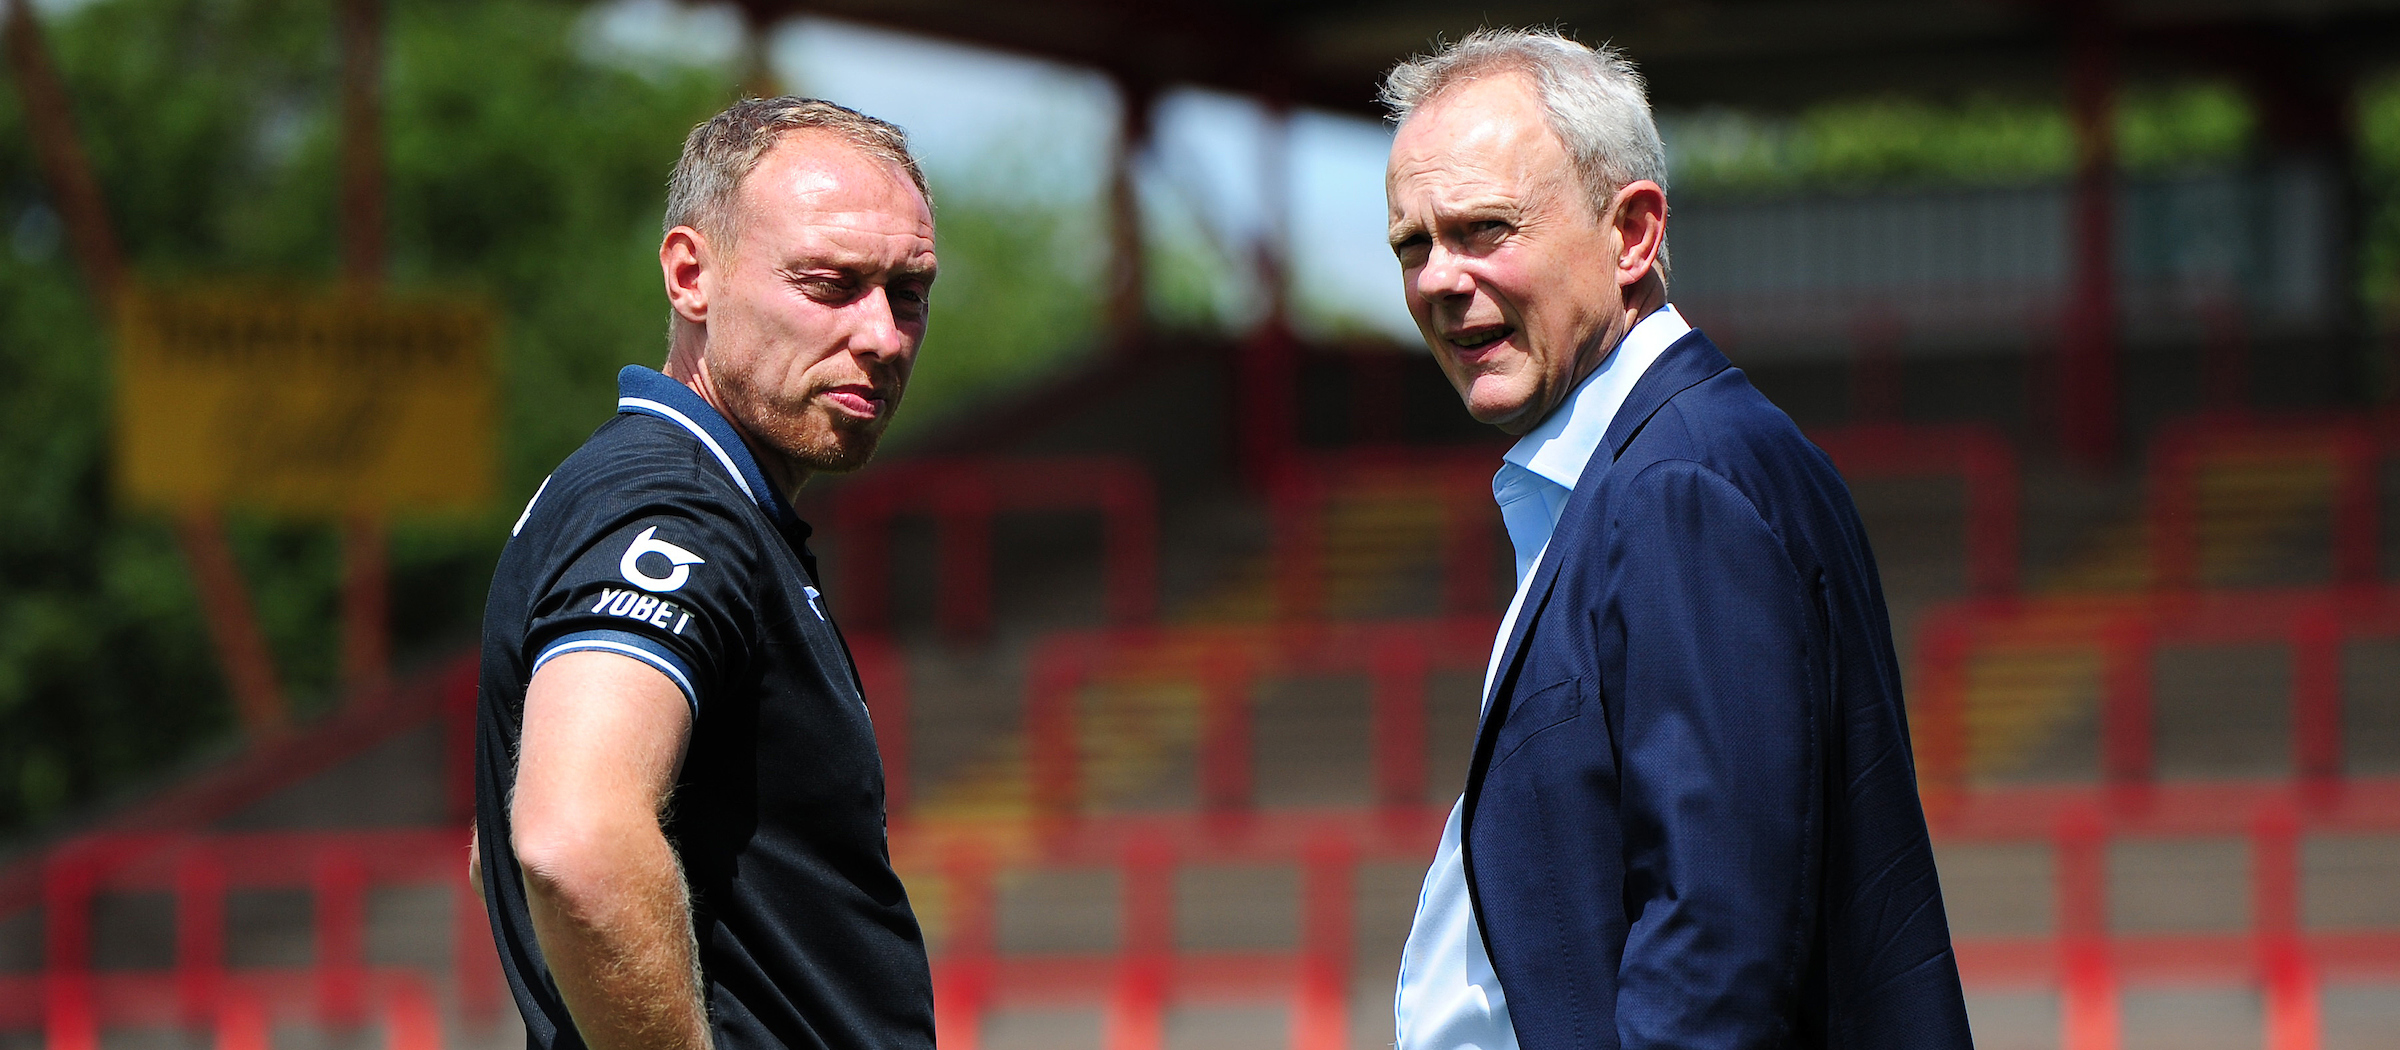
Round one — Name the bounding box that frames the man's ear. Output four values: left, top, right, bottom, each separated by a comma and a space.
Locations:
661, 225, 711, 324
1611, 180, 1667, 290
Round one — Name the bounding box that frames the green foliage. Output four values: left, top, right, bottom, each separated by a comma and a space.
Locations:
0, 244, 226, 833
2117, 84, 2253, 172
383, 0, 734, 485
1668, 83, 2254, 197
1794, 97, 2072, 186
2352, 74, 2400, 349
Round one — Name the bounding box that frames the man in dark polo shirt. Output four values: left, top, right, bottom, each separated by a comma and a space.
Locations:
471, 97, 938, 1050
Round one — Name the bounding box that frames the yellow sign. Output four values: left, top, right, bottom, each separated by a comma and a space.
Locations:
115, 287, 497, 517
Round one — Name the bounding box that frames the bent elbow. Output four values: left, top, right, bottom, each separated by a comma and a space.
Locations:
510, 806, 623, 907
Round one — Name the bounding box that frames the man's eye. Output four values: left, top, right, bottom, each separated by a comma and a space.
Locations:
793, 274, 855, 301
1467, 220, 1509, 242
1392, 237, 1430, 265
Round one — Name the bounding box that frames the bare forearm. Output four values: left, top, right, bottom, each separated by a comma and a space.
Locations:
522, 829, 710, 1050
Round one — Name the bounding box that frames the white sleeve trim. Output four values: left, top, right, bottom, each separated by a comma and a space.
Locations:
531, 637, 699, 715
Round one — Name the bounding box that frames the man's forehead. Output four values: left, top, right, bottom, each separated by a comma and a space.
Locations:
1387, 79, 1570, 220
1394, 76, 1556, 166
740, 131, 933, 231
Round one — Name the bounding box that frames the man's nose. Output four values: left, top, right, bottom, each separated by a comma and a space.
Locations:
1414, 244, 1475, 302
848, 286, 908, 361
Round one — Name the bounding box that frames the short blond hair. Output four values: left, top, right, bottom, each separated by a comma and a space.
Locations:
663, 96, 931, 245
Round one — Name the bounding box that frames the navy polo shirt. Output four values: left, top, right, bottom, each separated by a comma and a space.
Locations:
473, 366, 932, 1050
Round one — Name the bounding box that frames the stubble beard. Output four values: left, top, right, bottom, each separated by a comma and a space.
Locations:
771, 391, 895, 476
718, 369, 899, 479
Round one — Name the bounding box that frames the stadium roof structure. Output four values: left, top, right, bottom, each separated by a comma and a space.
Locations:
691, 0, 2400, 470
718, 0, 2400, 118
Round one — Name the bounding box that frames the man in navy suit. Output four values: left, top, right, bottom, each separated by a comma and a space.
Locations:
1382, 29, 1975, 1050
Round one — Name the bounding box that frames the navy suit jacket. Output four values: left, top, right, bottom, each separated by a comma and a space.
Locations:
1462, 330, 1974, 1049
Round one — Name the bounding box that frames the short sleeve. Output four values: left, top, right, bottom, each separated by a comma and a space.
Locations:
523, 503, 757, 715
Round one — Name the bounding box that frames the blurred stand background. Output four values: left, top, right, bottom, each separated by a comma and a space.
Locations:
4, 1, 2400, 1049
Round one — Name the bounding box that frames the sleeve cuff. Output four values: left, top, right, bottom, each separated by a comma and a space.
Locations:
531, 629, 700, 715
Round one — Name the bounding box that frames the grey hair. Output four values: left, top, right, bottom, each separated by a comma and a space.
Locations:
663, 96, 931, 245
1381, 27, 1669, 280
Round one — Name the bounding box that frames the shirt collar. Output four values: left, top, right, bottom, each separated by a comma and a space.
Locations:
615, 365, 804, 533
1500, 303, 1691, 492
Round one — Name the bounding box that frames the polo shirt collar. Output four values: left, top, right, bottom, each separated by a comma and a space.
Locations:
1500, 303, 1691, 491
615, 365, 804, 533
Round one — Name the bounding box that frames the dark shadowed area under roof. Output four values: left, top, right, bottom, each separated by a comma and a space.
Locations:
716, 0, 2400, 117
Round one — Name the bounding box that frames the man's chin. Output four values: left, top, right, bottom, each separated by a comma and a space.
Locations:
791, 419, 889, 475
1465, 387, 1540, 434
797, 437, 880, 475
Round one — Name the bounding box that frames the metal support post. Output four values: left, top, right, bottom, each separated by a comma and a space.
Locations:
1, 0, 118, 302
175, 513, 290, 734
1237, 100, 1297, 490
2061, 6, 2121, 468
1106, 78, 1154, 355
339, 0, 392, 700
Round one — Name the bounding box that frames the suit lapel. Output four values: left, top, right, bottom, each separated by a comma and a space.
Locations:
1598, 329, 1731, 461
1465, 330, 1734, 796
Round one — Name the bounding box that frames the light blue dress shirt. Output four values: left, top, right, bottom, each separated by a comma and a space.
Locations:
1394, 304, 1692, 1050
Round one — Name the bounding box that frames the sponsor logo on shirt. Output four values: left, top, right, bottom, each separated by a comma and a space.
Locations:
620, 526, 705, 592
589, 587, 693, 635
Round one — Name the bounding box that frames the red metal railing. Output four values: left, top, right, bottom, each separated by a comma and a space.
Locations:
913, 778, 2400, 1050
0, 657, 480, 924
12, 798, 2395, 1050
10, 729, 2397, 1050
17, 801, 2390, 1050
923, 810, 1417, 1050
1939, 780, 2400, 1050
1744, 409, 2394, 605
1910, 584, 2400, 799
0, 632, 920, 1047
1810, 421, 2022, 595
1268, 424, 2020, 627
19, 415, 2400, 1050
1021, 618, 1499, 819
827, 456, 1159, 638
2147, 413, 2387, 591
1, 829, 493, 1050
1267, 449, 1502, 622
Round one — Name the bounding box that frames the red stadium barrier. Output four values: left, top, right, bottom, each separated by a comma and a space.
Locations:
0, 829, 496, 1046
828, 456, 1159, 638
11, 796, 2395, 1050
2148, 413, 2386, 591
1267, 449, 1502, 622
1020, 618, 1500, 820
1269, 425, 2019, 627
1809, 421, 2023, 595
5, 775, 2394, 1050
902, 777, 2400, 1050
1937, 780, 2400, 1050
921, 811, 1412, 1050
1910, 584, 2400, 799
0, 631, 918, 1046
0, 656, 477, 924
